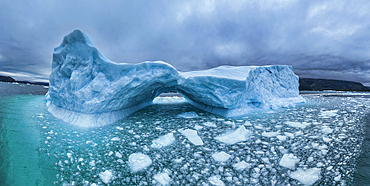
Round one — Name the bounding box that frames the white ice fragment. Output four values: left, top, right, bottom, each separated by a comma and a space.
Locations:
233, 161, 251, 171
128, 153, 152, 173
215, 125, 252, 145
279, 154, 300, 169
334, 174, 341, 181
209, 175, 225, 186
323, 137, 332, 142
321, 126, 333, 134
284, 132, 294, 138
203, 121, 217, 127
277, 135, 287, 141
151, 133, 176, 149
289, 168, 321, 186
194, 124, 203, 130
67, 153, 72, 159
177, 112, 199, 118
286, 121, 307, 129
212, 151, 231, 162
153, 172, 171, 185
115, 152, 122, 158
116, 126, 123, 130
319, 110, 338, 118
223, 121, 235, 126
111, 137, 120, 141
108, 151, 113, 156
307, 157, 314, 162
262, 131, 280, 138
99, 170, 113, 184
244, 121, 252, 126
179, 129, 203, 145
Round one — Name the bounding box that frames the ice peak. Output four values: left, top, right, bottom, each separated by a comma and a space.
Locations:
60, 29, 94, 47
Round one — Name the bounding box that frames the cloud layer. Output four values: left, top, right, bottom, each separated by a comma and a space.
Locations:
0, 0, 369, 85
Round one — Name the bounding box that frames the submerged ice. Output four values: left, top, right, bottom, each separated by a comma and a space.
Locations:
46, 30, 304, 127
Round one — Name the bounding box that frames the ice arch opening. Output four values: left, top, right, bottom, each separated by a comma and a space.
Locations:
46, 30, 305, 127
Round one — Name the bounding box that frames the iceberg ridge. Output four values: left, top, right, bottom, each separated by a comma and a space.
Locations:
46, 30, 305, 127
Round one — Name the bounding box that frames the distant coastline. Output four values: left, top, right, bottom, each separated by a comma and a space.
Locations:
0, 75, 49, 86
0, 75, 369, 92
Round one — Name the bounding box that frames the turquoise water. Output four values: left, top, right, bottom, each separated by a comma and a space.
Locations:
1, 82, 370, 185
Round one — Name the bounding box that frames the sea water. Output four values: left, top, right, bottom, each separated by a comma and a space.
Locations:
0, 82, 369, 185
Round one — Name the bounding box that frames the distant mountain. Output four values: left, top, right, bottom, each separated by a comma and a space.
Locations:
0, 75, 15, 82
299, 78, 370, 91
0, 75, 49, 86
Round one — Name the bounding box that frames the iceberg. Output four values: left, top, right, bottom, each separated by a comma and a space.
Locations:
46, 30, 304, 127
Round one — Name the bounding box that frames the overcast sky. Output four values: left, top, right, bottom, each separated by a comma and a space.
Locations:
0, 0, 369, 86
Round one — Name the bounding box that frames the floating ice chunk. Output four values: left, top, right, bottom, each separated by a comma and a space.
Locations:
277, 135, 287, 141
212, 151, 231, 162
223, 121, 235, 126
151, 133, 176, 149
262, 131, 280, 137
179, 129, 203, 145
215, 125, 252, 145
153, 171, 171, 185
321, 126, 333, 134
177, 112, 199, 119
111, 137, 120, 141
115, 152, 122, 158
319, 110, 338, 118
128, 153, 152, 173
322, 137, 332, 142
209, 175, 225, 186
99, 170, 113, 184
334, 174, 341, 181
194, 124, 203, 130
279, 153, 300, 169
285, 121, 307, 129
289, 168, 321, 185
284, 132, 294, 138
203, 121, 217, 127
233, 161, 251, 171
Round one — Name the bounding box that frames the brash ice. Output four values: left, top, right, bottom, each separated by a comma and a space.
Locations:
46, 30, 304, 127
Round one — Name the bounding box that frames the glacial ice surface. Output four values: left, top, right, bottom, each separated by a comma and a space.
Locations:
46, 29, 304, 127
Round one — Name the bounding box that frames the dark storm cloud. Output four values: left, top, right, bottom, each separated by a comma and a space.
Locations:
0, 0, 369, 85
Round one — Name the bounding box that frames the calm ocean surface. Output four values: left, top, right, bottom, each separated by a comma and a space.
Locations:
0, 82, 369, 185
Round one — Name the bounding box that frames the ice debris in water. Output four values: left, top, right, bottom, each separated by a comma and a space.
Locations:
215, 125, 252, 145
203, 121, 217, 127
233, 161, 251, 171
208, 175, 225, 186
212, 151, 231, 162
151, 133, 175, 149
128, 153, 152, 173
177, 112, 199, 119
98, 170, 113, 184
153, 171, 172, 186
279, 153, 300, 169
289, 168, 321, 186
178, 129, 203, 145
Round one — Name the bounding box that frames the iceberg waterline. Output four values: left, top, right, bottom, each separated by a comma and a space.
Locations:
46, 30, 305, 127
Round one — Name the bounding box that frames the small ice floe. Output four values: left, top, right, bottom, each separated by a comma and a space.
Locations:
212, 151, 231, 162
194, 124, 203, 130
128, 153, 152, 173
116, 126, 124, 130
153, 171, 171, 185
321, 126, 333, 134
99, 170, 113, 184
223, 121, 235, 127
289, 168, 321, 186
276, 135, 287, 141
262, 131, 280, 138
285, 121, 308, 129
203, 121, 217, 127
322, 137, 332, 142
151, 133, 175, 149
233, 161, 251, 171
279, 153, 300, 169
177, 112, 199, 118
215, 125, 252, 145
111, 137, 120, 141
178, 129, 203, 145
115, 152, 122, 158
208, 175, 225, 186
319, 110, 338, 118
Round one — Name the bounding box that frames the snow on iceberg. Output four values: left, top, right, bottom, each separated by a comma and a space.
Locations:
46, 30, 304, 127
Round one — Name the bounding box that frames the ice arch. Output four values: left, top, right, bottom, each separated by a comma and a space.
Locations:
46, 30, 304, 127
